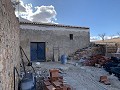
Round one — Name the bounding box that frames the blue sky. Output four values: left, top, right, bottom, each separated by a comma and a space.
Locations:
17, 0, 120, 39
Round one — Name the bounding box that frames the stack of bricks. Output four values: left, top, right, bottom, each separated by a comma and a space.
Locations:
84, 55, 110, 66
44, 69, 71, 90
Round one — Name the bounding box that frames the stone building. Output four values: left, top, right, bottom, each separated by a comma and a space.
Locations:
0, 0, 91, 89
0, 0, 20, 90
20, 22, 90, 62
0, 0, 90, 89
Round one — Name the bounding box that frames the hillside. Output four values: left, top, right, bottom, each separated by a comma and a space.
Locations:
94, 38, 120, 43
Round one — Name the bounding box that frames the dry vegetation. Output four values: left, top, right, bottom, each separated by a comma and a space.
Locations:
94, 38, 120, 43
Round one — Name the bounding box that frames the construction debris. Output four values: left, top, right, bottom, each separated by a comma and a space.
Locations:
103, 56, 120, 80
68, 44, 105, 61
99, 76, 111, 85
44, 69, 72, 90
23, 61, 120, 90
84, 54, 110, 66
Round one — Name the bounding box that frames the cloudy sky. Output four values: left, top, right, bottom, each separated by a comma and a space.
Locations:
13, 0, 57, 23
12, 0, 120, 40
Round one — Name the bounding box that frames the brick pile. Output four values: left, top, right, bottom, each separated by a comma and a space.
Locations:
84, 55, 110, 66
44, 69, 71, 90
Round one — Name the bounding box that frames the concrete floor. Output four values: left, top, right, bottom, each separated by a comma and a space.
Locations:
29, 61, 120, 90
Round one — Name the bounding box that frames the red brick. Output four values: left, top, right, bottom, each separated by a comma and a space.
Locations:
99, 76, 110, 85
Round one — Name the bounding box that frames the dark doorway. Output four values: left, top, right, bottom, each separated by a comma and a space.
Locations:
30, 42, 45, 62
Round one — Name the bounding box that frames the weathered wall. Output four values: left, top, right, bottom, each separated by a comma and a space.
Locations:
20, 23, 90, 61
0, 0, 20, 90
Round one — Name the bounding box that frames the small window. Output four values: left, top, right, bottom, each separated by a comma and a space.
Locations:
70, 34, 73, 40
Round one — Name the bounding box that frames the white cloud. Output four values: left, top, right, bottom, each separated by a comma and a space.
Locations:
90, 36, 100, 41
31, 5, 57, 23
104, 35, 119, 39
13, 0, 57, 23
11, 0, 26, 13
18, 0, 26, 12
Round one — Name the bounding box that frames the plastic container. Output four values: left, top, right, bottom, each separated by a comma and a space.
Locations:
61, 55, 67, 64
19, 73, 36, 90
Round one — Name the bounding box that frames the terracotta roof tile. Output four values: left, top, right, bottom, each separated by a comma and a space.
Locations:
20, 21, 89, 29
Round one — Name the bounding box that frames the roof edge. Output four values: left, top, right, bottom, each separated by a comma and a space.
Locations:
19, 21, 90, 29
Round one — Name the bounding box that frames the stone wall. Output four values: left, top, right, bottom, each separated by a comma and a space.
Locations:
20, 23, 90, 61
0, 0, 20, 90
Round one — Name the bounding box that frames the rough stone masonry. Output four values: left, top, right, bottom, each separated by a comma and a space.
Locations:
0, 0, 20, 90
20, 22, 90, 62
